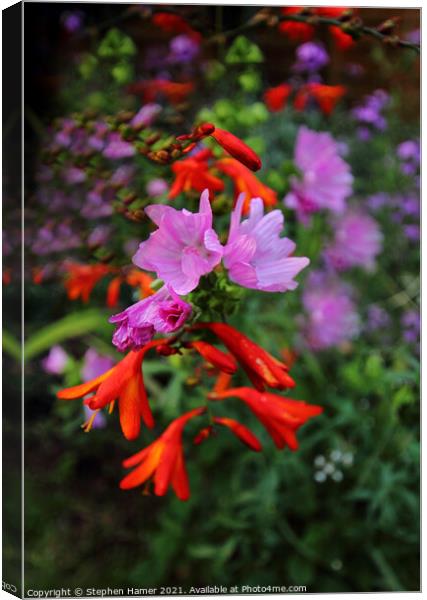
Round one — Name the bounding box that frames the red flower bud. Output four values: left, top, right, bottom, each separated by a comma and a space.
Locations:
210, 128, 262, 172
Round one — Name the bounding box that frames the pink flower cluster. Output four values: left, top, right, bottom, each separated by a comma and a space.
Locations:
284, 126, 353, 224
110, 190, 309, 351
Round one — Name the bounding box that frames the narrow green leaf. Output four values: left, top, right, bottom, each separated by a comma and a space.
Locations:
3, 330, 21, 361
24, 310, 111, 361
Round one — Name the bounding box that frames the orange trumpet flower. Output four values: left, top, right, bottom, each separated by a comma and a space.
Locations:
57, 340, 167, 440
63, 262, 111, 303
120, 407, 205, 500
209, 387, 323, 450
169, 149, 224, 199
215, 157, 277, 213
263, 84, 292, 112
188, 340, 237, 374
194, 416, 262, 451
192, 322, 295, 391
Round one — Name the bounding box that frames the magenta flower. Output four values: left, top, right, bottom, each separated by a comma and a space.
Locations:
109, 286, 192, 352
325, 211, 383, 272
146, 178, 169, 197
133, 190, 223, 295
302, 271, 360, 350
223, 194, 309, 292
42, 345, 69, 375
284, 127, 353, 223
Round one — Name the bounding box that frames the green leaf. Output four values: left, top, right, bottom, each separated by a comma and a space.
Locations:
24, 310, 111, 361
98, 28, 136, 59
3, 330, 21, 361
225, 36, 264, 64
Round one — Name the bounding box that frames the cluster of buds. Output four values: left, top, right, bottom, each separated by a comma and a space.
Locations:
58, 322, 323, 500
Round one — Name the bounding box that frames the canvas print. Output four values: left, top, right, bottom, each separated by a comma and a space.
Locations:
3, 2, 420, 596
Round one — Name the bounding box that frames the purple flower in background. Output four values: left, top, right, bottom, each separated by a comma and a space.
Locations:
42, 345, 69, 375
131, 103, 162, 129
397, 139, 420, 176
325, 211, 383, 272
146, 178, 169, 197
82, 348, 115, 381
63, 167, 86, 185
292, 42, 329, 73
403, 224, 420, 242
352, 90, 389, 135
168, 35, 200, 64
302, 272, 360, 350
405, 29, 420, 44
366, 304, 390, 332
111, 165, 134, 187
284, 127, 353, 223
103, 133, 135, 159
61, 11, 84, 33
109, 286, 192, 352
365, 193, 390, 212
87, 225, 112, 248
83, 183, 114, 219
133, 190, 223, 295
402, 309, 420, 345
81, 349, 114, 429
223, 194, 309, 292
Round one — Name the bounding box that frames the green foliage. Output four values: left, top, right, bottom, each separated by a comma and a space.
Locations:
225, 35, 264, 64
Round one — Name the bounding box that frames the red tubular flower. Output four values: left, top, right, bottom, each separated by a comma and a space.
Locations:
263, 84, 292, 112
209, 387, 323, 450
188, 341, 237, 374
192, 322, 295, 391
294, 83, 346, 116
152, 12, 201, 43
169, 149, 224, 199
315, 7, 355, 50
120, 407, 205, 500
279, 8, 315, 42
127, 80, 195, 105
215, 157, 277, 213
63, 262, 111, 303
57, 340, 166, 440
210, 128, 262, 172
194, 416, 262, 451
176, 122, 216, 143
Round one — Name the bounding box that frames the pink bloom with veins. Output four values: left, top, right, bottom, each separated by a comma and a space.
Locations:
133, 189, 223, 295
223, 194, 309, 292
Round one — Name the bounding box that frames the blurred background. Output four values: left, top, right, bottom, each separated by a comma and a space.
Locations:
3, 3, 420, 594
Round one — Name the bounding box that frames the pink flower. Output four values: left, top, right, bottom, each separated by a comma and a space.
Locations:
42, 345, 69, 375
284, 127, 353, 223
133, 190, 223, 295
223, 194, 309, 292
103, 133, 135, 159
302, 271, 360, 350
131, 103, 161, 129
325, 211, 383, 272
109, 285, 192, 352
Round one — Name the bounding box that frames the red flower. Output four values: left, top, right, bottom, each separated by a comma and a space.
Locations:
193, 322, 295, 391
177, 123, 262, 172
63, 262, 111, 303
315, 7, 355, 50
58, 340, 166, 440
194, 416, 262, 451
120, 407, 205, 500
215, 157, 277, 213
210, 128, 262, 172
209, 387, 323, 450
152, 12, 201, 43
169, 149, 224, 199
263, 84, 292, 112
188, 341, 238, 374
279, 7, 315, 42
294, 83, 346, 116
127, 79, 195, 105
